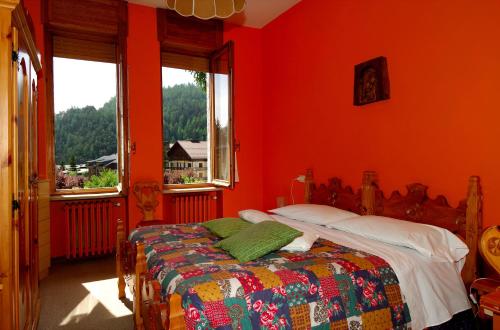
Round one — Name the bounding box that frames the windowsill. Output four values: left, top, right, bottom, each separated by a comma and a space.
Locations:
163, 186, 223, 194
50, 191, 125, 201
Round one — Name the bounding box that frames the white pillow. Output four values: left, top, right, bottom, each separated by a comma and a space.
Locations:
238, 209, 275, 224
281, 232, 320, 252
268, 204, 359, 226
327, 215, 469, 262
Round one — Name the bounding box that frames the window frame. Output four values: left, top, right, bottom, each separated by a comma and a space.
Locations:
208, 41, 235, 189
46, 34, 128, 195
161, 41, 235, 190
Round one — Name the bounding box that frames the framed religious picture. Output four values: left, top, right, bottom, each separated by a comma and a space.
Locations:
353, 56, 390, 106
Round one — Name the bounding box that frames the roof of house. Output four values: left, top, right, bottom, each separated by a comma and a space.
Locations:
86, 153, 117, 165
168, 140, 207, 160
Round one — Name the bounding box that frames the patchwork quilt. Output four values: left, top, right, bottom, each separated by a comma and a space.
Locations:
129, 224, 411, 329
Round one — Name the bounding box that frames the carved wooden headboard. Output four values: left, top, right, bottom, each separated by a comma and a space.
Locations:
304, 169, 364, 214
304, 169, 482, 286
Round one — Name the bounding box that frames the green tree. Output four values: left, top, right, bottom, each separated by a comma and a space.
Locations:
162, 84, 207, 150
55, 97, 117, 164
190, 71, 207, 91
84, 169, 118, 188
69, 155, 77, 171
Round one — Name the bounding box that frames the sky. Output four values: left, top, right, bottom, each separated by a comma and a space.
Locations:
53, 58, 117, 114
53, 59, 197, 113
162, 67, 196, 87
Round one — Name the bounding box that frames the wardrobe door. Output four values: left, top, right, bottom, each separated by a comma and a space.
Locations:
29, 72, 40, 321
15, 53, 32, 330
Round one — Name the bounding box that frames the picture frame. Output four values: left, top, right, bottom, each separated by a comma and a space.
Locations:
353, 56, 390, 106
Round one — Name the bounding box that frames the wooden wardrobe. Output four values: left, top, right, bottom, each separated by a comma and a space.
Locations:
0, 1, 42, 329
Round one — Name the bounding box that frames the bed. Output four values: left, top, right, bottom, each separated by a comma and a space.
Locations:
116, 170, 481, 329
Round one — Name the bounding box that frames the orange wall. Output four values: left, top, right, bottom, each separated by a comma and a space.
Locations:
222, 24, 264, 216
261, 0, 500, 228
127, 4, 164, 229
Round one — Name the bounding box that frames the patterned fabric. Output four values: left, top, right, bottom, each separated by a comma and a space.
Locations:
129, 224, 411, 330
215, 221, 303, 262
202, 218, 252, 238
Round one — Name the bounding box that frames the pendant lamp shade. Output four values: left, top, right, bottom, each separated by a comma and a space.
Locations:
165, 0, 246, 19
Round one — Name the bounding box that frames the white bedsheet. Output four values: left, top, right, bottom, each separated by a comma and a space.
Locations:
271, 215, 471, 330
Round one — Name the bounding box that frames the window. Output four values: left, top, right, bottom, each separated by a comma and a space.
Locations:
44, 0, 127, 194
48, 36, 125, 193
53, 58, 119, 191
162, 67, 208, 185
162, 41, 234, 188
209, 43, 234, 186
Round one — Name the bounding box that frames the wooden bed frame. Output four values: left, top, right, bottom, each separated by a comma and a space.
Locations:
117, 171, 482, 329
303, 169, 482, 286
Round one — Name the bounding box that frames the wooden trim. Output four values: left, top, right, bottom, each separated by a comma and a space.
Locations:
163, 186, 222, 194
462, 176, 482, 286
117, 0, 129, 197
0, 7, 15, 330
50, 192, 124, 201
37, 180, 50, 280
11, 25, 20, 330
44, 25, 55, 193
51, 187, 118, 195
168, 294, 186, 329
0, 0, 18, 10
361, 171, 377, 215
135, 242, 146, 329
12, 6, 41, 72
164, 183, 216, 190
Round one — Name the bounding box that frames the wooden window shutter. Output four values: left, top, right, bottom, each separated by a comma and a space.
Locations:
53, 36, 116, 63
161, 52, 209, 72
45, 0, 121, 38
157, 8, 223, 57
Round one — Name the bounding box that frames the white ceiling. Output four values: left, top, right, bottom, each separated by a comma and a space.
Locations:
127, 0, 302, 28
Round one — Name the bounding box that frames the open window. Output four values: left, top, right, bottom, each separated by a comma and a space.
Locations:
50, 39, 123, 193
44, 0, 127, 195
162, 42, 235, 189
209, 42, 234, 187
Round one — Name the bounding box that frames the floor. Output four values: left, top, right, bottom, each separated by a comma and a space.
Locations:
38, 256, 134, 330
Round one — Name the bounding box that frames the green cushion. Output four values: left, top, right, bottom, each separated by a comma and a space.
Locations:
214, 221, 303, 262
201, 217, 251, 238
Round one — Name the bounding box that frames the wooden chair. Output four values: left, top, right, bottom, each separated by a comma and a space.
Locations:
476, 226, 500, 325
480, 226, 500, 276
